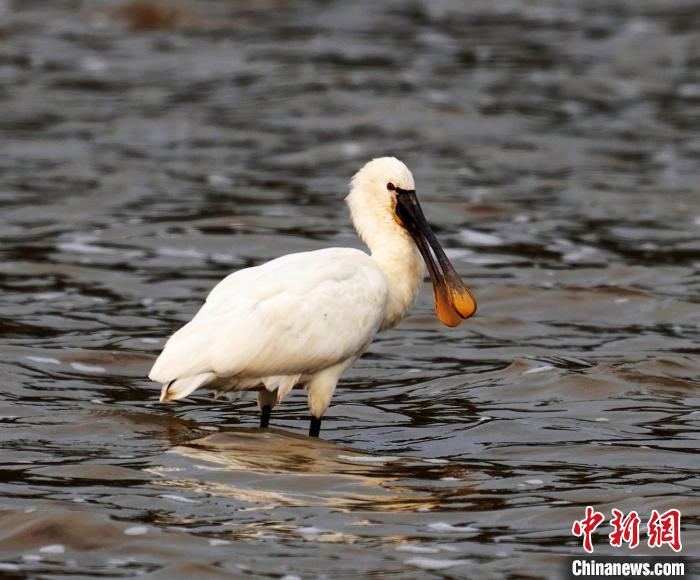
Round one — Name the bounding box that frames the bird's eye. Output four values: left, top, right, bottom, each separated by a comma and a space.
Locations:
387, 182, 396, 191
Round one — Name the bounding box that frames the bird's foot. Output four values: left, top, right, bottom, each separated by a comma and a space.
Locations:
260, 405, 271, 428
309, 416, 322, 437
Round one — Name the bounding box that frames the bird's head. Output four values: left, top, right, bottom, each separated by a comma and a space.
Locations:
347, 157, 477, 327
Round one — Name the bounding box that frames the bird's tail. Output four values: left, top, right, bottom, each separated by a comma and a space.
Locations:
160, 372, 214, 402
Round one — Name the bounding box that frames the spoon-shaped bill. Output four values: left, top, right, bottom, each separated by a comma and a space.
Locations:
395, 189, 477, 327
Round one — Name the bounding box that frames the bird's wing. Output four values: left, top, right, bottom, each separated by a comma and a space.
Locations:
149, 248, 388, 383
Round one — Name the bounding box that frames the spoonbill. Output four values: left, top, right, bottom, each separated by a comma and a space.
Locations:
149, 157, 476, 437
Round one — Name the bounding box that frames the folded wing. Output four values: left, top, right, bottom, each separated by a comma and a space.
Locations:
149, 248, 388, 386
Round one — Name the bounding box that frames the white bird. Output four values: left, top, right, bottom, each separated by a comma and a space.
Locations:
149, 157, 476, 437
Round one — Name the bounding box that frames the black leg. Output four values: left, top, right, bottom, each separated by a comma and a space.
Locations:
260, 405, 271, 428
309, 416, 322, 437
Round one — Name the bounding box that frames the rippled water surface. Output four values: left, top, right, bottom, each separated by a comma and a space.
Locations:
1, 0, 699, 577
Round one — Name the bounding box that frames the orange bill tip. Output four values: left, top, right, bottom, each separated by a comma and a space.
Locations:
433, 283, 477, 327
449, 286, 477, 320
434, 286, 464, 327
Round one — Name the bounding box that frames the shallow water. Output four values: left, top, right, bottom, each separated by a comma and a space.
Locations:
0, 0, 699, 577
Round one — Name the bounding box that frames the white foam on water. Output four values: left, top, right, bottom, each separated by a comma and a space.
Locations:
106, 558, 130, 566
39, 544, 65, 554
0, 564, 20, 572
405, 557, 471, 570
297, 527, 326, 535
26, 356, 61, 365
680, 84, 700, 98
124, 526, 149, 536
24, 355, 61, 365
337, 454, 398, 464
80, 56, 109, 72
395, 545, 440, 554
459, 229, 504, 246
207, 174, 233, 187
35, 292, 63, 300
209, 539, 231, 546
57, 239, 114, 255
526, 479, 543, 485
427, 522, 478, 533
70, 362, 106, 373
212, 253, 238, 263
563, 245, 598, 262
160, 494, 199, 504
523, 365, 555, 375
157, 247, 206, 259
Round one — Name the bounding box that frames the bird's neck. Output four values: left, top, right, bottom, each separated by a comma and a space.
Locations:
371, 238, 424, 330
346, 187, 425, 330
351, 217, 422, 330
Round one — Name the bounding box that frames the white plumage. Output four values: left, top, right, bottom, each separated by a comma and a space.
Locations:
149, 157, 476, 436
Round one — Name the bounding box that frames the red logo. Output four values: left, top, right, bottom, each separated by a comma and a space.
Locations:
572, 506, 605, 554
647, 509, 682, 552
572, 507, 682, 553
609, 509, 641, 548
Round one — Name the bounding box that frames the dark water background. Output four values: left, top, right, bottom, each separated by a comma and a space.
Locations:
0, 0, 699, 577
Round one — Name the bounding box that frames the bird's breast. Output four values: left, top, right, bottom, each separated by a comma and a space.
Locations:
376, 246, 424, 331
